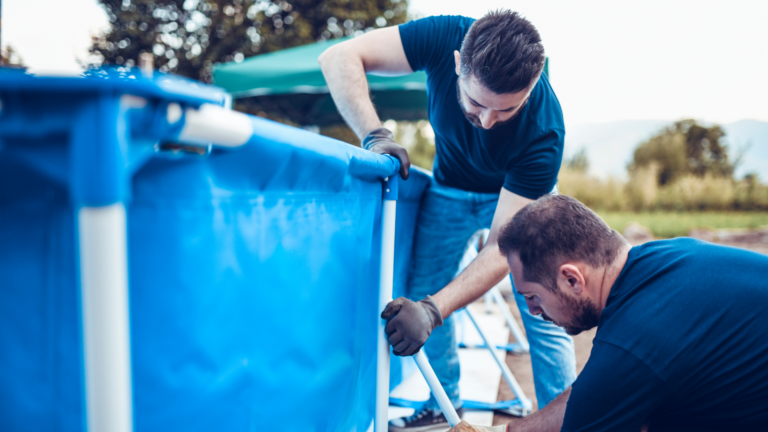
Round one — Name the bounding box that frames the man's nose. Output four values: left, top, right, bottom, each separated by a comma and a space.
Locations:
480, 111, 495, 129
527, 301, 543, 315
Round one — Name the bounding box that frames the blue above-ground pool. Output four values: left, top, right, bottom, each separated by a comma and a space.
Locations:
0, 68, 429, 431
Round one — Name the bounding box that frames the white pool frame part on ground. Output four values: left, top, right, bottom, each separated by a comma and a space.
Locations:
464, 308, 533, 416
490, 287, 530, 353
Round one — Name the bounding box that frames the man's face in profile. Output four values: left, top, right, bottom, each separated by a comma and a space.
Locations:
508, 254, 601, 336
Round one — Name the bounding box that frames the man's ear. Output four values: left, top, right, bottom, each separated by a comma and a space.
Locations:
557, 264, 585, 295
454, 50, 461, 75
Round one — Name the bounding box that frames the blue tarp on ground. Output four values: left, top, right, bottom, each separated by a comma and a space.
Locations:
0, 69, 430, 431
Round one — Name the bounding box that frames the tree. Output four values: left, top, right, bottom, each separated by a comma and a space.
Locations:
1, 45, 26, 68
392, 120, 435, 170
565, 147, 589, 173
89, 0, 409, 83
629, 119, 737, 185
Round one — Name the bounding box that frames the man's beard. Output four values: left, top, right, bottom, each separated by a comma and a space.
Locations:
541, 293, 601, 336
455, 80, 527, 130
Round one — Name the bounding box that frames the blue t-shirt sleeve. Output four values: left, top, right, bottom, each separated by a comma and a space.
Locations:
562, 341, 667, 432
398, 16, 471, 73
503, 126, 564, 199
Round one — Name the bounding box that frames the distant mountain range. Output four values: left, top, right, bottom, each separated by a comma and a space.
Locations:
564, 119, 768, 181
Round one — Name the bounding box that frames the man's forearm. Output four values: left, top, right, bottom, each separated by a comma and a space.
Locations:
508, 387, 570, 432
318, 47, 383, 139
432, 188, 533, 318
432, 242, 510, 318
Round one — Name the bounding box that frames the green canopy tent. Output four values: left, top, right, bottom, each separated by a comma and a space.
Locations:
213, 37, 428, 126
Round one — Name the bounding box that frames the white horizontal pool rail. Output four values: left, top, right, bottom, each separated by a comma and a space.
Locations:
177, 103, 253, 148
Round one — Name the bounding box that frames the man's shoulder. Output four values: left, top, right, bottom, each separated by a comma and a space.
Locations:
598, 237, 768, 370
398, 15, 475, 75
629, 237, 768, 269
524, 73, 564, 135
398, 15, 474, 46
404, 15, 475, 29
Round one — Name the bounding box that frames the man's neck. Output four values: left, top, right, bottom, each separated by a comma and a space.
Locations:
596, 243, 632, 310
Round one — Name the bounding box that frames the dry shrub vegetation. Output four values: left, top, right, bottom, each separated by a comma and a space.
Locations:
558, 165, 768, 212
560, 119, 768, 213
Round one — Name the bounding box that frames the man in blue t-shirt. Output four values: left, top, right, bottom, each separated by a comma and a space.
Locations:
320, 10, 576, 430
480, 195, 768, 432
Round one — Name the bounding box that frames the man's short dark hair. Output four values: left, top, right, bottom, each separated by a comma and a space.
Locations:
459, 10, 546, 95
498, 195, 628, 292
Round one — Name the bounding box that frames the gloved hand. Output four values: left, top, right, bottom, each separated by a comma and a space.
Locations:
362, 127, 411, 180
381, 296, 443, 356
448, 420, 507, 432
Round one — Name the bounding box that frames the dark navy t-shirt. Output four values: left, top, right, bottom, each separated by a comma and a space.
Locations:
398, 15, 565, 197
563, 238, 768, 432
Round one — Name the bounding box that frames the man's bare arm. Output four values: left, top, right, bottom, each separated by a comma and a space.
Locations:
432, 188, 533, 318
318, 26, 413, 139
508, 387, 570, 432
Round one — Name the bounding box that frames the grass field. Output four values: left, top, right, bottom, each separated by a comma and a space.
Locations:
596, 212, 768, 238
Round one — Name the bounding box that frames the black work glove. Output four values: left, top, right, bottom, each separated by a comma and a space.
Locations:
362, 127, 411, 180
381, 295, 443, 356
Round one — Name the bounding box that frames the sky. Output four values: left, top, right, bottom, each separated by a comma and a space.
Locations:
2, 0, 109, 75
2, 0, 767, 127
409, 0, 768, 127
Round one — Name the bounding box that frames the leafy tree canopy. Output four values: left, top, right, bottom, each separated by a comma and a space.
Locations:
630, 119, 737, 185
89, 0, 409, 83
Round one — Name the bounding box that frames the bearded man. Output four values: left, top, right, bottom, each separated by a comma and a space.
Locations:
463, 195, 768, 432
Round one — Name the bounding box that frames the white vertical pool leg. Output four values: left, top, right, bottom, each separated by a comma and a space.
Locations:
78, 204, 133, 432
490, 287, 530, 352
464, 307, 532, 413
375, 198, 397, 432
414, 350, 462, 427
